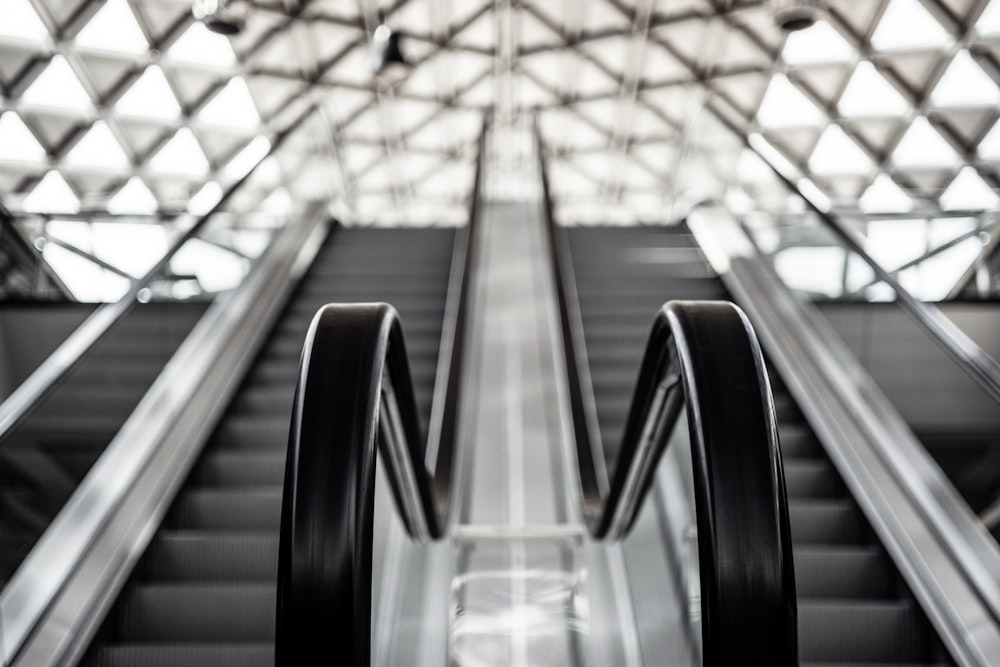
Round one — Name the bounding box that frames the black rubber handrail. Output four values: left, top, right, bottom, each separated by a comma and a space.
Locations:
275, 303, 429, 666
536, 122, 796, 663
276, 115, 486, 665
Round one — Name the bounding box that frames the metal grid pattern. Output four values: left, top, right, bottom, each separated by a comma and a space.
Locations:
0, 0, 999, 226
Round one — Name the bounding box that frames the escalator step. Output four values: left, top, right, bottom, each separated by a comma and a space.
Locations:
794, 546, 891, 599
789, 500, 865, 544
798, 600, 924, 663
143, 533, 278, 582
192, 451, 285, 487
784, 460, 843, 498
168, 490, 281, 531
119, 584, 274, 642
86, 645, 271, 667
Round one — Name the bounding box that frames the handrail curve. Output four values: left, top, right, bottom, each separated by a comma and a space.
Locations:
604, 300, 798, 665
275, 303, 436, 666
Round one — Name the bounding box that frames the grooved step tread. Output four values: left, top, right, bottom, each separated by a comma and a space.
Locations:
83, 226, 456, 664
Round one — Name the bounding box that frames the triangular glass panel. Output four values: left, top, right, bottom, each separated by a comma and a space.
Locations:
826, 0, 884, 42
116, 118, 171, 158
0, 0, 49, 42
757, 74, 825, 128
116, 65, 181, 120
170, 68, 229, 110
783, 21, 856, 65
788, 64, 853, 109
977, 0, 1000, 36
809, 124, 875, 175
149, 128, 210, 175
978, 117, 1000, 160
19, 110, 85, 153
246, 74, 303, 119
940, 165, 999, 210
128, 0, 193, 47
195, 130, 250, 167
931, 108, 996, 148
875, 51, 946, 98
198, 77, 260, 129
579, 35, 633, 83
107, 176, 158, 214
75, 0, 148, 55
0, 112, 46, 163
860, 172, 913, 212
21, 55, 93, 110
655, 18, 712, 71
520, 8, 562, 51
582, 0, 632, 34
641, 41, 691, 84
168, 22, 236, 67
872, 0, 951, 51
892, 116, 959, 167
451, 9, 495, 50
23, 170, 80, 213
843, 117, 907, 156
304, 22, 365, 66
839, 61, 910, 116
712, 72, 770, 117
930, 50, 1000, 107
76, 52, 139, 101
717, 24, 772, 71
64, 120, 129, 169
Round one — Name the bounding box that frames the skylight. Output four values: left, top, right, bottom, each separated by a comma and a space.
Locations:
21, 55, 93, 111
64, 121, 130, 169
838, 61, 909, 117
782, 21, 855, 66
74, 0, 148, 55
977, 0, 1000, 36
116, 65, 181, 120
149, 128, 210, 176
197, 78, 260, 129
107, 176, 159, 215
809, 125, 875, 175
940, 166, 999, 210
756, 74, 824, 128
892, 116, 959, 168
860, 173, 913, 213
930, 50, 1000, 107
979, 119, 1000, 161
23, 171, 80, 214
871, 0, 950, 51
92, 222, 167, 277
168, 22, 237, 68
0, 0, 48, 42
0, 113, 46, 163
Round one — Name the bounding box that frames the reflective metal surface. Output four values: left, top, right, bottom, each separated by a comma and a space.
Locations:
690, 209, 1000, 667
3, 203, 328, 667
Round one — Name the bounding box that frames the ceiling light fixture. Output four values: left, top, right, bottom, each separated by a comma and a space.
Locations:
772, 0, 826, 31
192, 0, 246, 35
371, 24, 412, 83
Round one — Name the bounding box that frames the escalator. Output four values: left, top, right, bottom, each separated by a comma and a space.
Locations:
564, 224, 952, 666
0, 302, 205, 583
80, 225, 456, 666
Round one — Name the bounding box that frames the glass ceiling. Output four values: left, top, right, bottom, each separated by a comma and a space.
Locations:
0, 0, 999, 298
